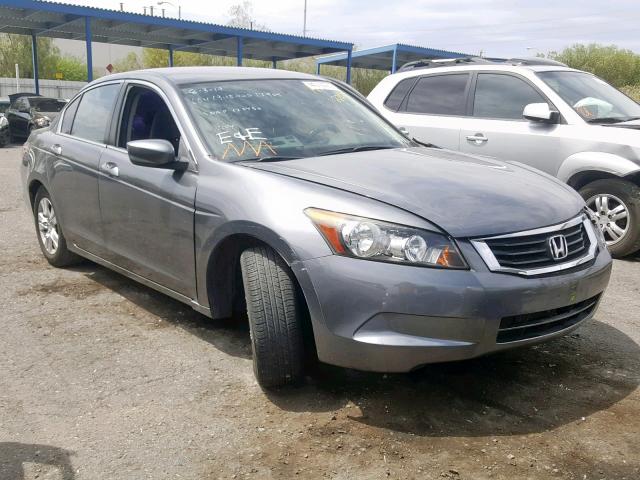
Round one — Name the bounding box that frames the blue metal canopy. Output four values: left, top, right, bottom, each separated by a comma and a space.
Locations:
0, 0, 354, 93
316, 43, 469, 74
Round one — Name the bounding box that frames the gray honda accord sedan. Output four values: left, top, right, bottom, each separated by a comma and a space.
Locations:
21, 67, 612, 387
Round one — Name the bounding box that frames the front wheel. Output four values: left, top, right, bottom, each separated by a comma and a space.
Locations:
33, 188, 81, 267
240, 245, 305, 388
580, 178, 640, 257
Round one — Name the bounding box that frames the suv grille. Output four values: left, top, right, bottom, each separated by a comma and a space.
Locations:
485, 222, 589, 270
497, 295, 600, 343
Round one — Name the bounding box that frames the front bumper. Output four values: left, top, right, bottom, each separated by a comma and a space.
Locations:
292, 243, 612, 372
0, 126, 9, 146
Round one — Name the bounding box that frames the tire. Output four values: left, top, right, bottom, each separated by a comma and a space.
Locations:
33, 187, 81, 267
580, 178, 640, 258
240, 245, 304, 388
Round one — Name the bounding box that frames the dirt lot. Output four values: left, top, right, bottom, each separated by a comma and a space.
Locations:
1, 145, 639, 480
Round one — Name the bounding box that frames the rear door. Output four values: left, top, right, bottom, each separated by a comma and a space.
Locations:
387, 72, 471, 150
459, 72, 568, 174
98, 82, 197, 298
47, 82, 122, 255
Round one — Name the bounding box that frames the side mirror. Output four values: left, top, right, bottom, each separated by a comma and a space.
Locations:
523, 103, 559, 123
127, 139, 187, 171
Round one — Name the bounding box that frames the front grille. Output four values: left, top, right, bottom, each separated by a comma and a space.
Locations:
497, 294, 600, 343
484, 221, 590, 271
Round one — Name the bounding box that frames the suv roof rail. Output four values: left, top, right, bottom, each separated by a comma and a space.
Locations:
506, 57, 568, 67
397, 56, 492, 72
396, 56, 568, 72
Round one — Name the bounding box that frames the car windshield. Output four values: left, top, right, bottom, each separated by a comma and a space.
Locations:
29, 98, 66, 112
537, 71, 640, 123
180, 79, 410, 162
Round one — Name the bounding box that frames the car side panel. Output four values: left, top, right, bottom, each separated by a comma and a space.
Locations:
458, 118, 573, 175
388, 110, 462, 150
43, 132, 106, 255
98, 145, 198, 298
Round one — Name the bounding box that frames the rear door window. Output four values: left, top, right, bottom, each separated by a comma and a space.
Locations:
473, 73, 547, 120
70, 84, 121, 143
384, 78, 416, 111
405, 74, 470, 115
60, 96, 81, 134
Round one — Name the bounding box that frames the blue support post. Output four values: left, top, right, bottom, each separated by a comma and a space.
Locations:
316, 62, 320, 75
31, 33, 39, 95
236, 36, 243, 66
271, 57, 277, 69
391, 45, 398, 73
345, 48, 352, 84
85, 17, 93, 81
168, 45, 174, 67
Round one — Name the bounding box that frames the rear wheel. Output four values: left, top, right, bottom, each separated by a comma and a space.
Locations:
33, 188, 81, 267
580, 178, 640, 257
240, 245, 304, 388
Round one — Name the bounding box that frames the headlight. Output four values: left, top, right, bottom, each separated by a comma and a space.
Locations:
33, 116, 50, 127
305, 208, 467, 268
0, 116, 7, 127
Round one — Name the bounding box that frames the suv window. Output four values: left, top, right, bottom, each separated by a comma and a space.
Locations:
405, 74, 469, 115
71, 84, 120, 143
384, 78, 416, 111
117, 86, 181, 154
60, 96, 80, 135
474, 73, 547, 120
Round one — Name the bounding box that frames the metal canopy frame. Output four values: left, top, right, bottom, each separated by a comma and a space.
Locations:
316, 43, 468, 75
0, 0, 354, 94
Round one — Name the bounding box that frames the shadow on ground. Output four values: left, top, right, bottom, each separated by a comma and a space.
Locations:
71, 261, 639, 438
0, 442, 74, 479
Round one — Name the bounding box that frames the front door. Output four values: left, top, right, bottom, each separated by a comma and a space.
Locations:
98, 84, 197, 298
459, 72, 567, 175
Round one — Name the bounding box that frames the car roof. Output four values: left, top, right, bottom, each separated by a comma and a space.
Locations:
91, 66, 319, 87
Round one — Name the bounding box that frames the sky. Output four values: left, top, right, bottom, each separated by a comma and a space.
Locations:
56, 0, 640, 64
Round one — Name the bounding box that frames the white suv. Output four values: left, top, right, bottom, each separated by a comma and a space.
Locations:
368, 58, 640, 257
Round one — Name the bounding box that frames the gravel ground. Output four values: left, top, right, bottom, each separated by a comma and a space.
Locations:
1, 145, 639, 480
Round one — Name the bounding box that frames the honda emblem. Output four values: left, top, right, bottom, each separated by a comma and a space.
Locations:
548, 234, 568, 261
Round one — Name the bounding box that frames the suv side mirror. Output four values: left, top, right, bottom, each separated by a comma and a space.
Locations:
127, 139, 187, 171
523, 103, 559, 123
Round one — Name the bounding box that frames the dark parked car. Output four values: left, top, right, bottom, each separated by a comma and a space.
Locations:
6, 95, 66, 140
21, 67, 612, 388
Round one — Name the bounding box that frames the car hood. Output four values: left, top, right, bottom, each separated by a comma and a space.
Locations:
247, 147, 584, 238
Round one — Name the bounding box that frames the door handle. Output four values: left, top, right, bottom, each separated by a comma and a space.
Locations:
466, 134, 488, 145
100, 162, 119, 177
50, 144, 62, 155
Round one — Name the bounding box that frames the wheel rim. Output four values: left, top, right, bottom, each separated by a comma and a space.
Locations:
586, 193, 630, 246
37, 197, 59, 255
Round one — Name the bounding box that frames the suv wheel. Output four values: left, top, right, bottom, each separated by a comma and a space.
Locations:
580, 179, 640, 257
33, 188, 81, 267
240, 245, 305, 388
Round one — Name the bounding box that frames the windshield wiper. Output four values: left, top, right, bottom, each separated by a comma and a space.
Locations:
411, 137, 439, 148
317, 145, 397, 156
239, 155, 302, 163
586, 117, 633, 124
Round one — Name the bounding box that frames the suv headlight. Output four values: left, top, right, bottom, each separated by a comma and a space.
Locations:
33, 116, 50, 127
305, 208, 467, 268
0, 116, 7, 127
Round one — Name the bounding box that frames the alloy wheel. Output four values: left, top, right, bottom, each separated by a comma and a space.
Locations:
586, 193, 630, 246
37, 197, 59, 255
